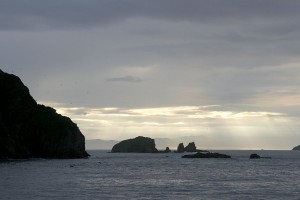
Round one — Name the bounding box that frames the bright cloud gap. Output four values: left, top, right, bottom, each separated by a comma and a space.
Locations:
35, 101, 299, 150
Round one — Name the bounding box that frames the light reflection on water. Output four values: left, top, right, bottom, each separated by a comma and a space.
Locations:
1, 150, 300, 200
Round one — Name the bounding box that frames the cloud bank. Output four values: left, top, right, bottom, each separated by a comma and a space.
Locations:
41, 101, 299, 149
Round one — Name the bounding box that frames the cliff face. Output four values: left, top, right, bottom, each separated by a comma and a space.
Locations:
111, 136, 158, 153
0, 70, 89, 159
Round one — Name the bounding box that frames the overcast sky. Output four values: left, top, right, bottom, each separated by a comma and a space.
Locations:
1, 0, 300, 149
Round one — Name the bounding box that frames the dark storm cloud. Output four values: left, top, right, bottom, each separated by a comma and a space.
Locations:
2, 0, 300, 71
1, 0, 300, 109
1, 0, 300, 30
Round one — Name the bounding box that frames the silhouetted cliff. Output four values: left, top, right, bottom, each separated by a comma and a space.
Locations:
0, 70, 89, 159
111, 136, 158, 153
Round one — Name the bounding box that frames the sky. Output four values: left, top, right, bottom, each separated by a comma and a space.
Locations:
1, 0, 300, 149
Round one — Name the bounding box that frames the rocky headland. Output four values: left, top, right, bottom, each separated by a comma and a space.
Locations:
0, 70, 89, 159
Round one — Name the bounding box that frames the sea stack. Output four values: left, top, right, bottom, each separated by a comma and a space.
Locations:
184, 142, 197, 152
177, 143, 185, 153
0, 70, 89, 159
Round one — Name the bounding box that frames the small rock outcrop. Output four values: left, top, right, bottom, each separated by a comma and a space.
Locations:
292, 145, 300, 150
249, 153, 271, 159
111, 136, 158, 153
164, 147, 171, 153
0, 70, 89, 159
182, 152, 231, 159
250, 154, 261, 159
157, 147, 171, 153
177, 143, 185, 153
184, 142, 197, 152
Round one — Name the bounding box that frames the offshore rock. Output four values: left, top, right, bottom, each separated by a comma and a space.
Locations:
249, 153, 271, 159
250, 154, 261, 159
157, 147, 171, 153
164, 147, 171, 153
182, 152, 231, 159
0, 70, 89, 159
176, 143, 185, 153
184, 142, 197, 152
111, 136, 158, 153
292, 145, 300, 150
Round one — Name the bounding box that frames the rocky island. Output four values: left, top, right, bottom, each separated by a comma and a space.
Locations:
111, 136, 159, 153
0, 70, 89, 159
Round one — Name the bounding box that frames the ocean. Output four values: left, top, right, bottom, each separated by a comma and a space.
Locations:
1, 150, 300, 200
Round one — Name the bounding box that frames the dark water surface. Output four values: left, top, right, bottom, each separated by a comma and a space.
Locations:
1, 150, 300, 199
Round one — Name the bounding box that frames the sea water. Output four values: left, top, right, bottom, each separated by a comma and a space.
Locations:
1, 150, 300, 200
